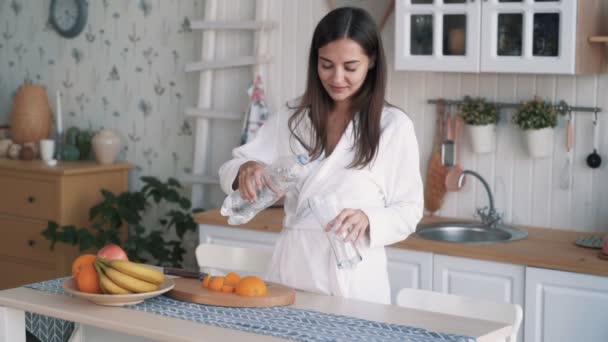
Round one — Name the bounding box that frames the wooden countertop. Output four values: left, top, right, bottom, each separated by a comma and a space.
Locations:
0, 285, 511, 342
194, 208, 608, 277
0, 159, 133, 175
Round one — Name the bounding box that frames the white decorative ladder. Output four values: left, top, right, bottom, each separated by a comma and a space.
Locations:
183, 0, 275, 209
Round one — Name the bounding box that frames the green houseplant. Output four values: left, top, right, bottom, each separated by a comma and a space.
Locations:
42, 176, 202, 268
460, 96, 499, 154
513, 97, 558, 158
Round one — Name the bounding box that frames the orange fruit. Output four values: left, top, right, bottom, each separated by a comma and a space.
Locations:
201, 274, 212, 288
208, 276, 224, 292
71, 254, 97, 278
76, 263, 101, 294
235, 276, 267, 297
221, 285, 235, 293
224, 272, 241, 287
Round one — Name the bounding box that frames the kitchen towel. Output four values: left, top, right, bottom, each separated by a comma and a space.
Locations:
241, 75, 270, 145
26, 277, 476, 342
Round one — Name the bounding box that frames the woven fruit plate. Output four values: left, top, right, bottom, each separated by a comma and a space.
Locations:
574, 235, 604, 249
63, 278, 175, 306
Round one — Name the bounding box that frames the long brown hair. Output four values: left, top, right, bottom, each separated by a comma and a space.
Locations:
288, 7, 387, 169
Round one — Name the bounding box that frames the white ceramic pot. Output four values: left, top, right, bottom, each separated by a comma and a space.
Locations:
466, 124, 495, 154
524, 127, 554, 159
92, 129, 121, 164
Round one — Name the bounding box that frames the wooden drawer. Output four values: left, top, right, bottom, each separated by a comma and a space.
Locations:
0, 216, 58, 263
0, 256, 57, 290
0, 176, 58, 220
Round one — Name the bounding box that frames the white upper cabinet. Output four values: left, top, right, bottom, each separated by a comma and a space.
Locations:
395, 0, 481, 72
395, 0, 606, 74
480, 0, 575, 74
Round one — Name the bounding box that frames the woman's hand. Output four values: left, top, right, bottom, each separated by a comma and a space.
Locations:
327, 209, 370, 243
236, 161, 266, 202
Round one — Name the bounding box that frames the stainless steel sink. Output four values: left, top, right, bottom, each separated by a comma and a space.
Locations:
415, 221, 528, 243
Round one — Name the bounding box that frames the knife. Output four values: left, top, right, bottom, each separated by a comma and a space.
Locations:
163, 267, 209, 280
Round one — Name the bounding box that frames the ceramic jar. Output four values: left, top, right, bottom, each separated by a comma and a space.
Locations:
524, 127, 554, 159
0, 139, 12, 158
92, 129, 121, 164
9, 85, 52, 144
466, 124, 496, 154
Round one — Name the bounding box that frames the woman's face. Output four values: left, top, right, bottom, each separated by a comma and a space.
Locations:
317, 38, 371, 105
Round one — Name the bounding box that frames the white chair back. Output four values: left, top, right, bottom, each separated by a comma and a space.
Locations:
195, 243, 273, 275
396, 288, 522, 342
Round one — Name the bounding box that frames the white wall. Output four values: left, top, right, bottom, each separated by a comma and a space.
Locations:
202, 0, 608, 232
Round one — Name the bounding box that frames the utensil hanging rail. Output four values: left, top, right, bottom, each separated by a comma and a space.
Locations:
427, 99, 602, 114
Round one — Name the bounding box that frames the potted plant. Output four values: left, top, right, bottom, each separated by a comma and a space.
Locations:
512, 97, 557, 159
459, 96, 499, 154
42, 176, 203, 268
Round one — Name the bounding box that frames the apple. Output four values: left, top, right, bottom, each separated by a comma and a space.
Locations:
97, 243, 129, 261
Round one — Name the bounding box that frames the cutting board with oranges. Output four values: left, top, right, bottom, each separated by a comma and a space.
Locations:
166, 276, 296, 308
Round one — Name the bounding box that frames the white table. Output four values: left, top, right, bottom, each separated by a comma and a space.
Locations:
0, 285, 512, 342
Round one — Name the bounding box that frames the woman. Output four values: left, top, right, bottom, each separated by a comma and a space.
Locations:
219, 7, 423, 304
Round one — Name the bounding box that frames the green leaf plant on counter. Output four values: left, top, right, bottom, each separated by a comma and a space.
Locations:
41, 176, 204, 268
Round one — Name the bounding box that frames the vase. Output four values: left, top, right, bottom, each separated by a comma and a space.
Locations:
9, 85, 52, 144
524, 127, 554, 159
466, 124, 496, 154
92, 129, 121, 164
448, 28, 466, 55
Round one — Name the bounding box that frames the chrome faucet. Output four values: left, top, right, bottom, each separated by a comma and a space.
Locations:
457, 170, 502, 227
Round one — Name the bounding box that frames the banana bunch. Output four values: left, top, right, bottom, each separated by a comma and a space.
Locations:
94, 259, 165, 294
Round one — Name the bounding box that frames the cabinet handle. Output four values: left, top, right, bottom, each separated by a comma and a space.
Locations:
27, 239, 36, 247
27, 196, 35, 203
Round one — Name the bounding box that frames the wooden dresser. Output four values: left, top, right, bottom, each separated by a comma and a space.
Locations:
0, 160, 132, 290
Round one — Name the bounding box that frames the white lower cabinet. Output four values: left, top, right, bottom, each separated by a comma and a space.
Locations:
198, 226, 608, 341
433, 254, 525, 342
199, 224, 278, 250
524, 267, 608, 342
386, 248, 433, 304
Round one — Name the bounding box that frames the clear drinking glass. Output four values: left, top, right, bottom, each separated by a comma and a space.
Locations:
307, 194, 363, 269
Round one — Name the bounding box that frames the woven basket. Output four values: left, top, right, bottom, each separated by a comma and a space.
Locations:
9, 85, 51, 144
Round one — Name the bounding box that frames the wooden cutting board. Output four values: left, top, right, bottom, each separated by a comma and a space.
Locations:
166, 277, 295, 307
424, 99, 448, 213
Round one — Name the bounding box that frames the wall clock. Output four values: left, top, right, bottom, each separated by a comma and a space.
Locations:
49, 0, 88, 39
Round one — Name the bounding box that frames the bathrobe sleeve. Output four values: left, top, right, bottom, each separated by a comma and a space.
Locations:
361, 109, 424, 248
218, 112, 281, 195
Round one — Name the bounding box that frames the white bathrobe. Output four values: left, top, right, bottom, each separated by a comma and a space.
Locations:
218, 105, 423, 304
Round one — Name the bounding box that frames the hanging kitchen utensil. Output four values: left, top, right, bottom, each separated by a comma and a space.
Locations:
559, 109, 574, 190
586, 109, 602, 169
424, 100, 449, 213
441, 104, 454, 167
445, 108, 465, 192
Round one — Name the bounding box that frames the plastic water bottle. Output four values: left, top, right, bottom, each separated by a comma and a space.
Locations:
221, 154, 309, 225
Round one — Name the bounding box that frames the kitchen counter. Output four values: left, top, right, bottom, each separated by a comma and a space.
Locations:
194, 208, 608, 277
0, 284, 511, 342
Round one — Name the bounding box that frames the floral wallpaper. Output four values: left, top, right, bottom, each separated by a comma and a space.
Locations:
0, 0, 203, 189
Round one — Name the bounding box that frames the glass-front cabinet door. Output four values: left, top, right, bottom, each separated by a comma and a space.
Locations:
395, 0, 481, 72
480, 0, 576, 74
